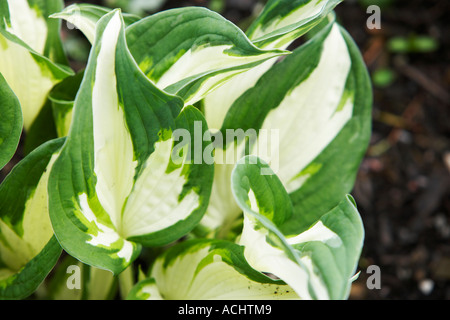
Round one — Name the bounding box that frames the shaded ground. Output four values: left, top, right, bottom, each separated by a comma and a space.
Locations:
335, 0, 450, 300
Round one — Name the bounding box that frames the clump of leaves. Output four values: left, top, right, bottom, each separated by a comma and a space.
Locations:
0, 0, 372, 300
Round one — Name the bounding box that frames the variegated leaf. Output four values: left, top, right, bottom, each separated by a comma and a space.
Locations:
232, 156, 364, 300
53, 5, 288, 106
247, 0, 341, 49
127, 278, 162, 300
0, 0, 73, 130
201, 22, 372, 234
0, 73, 22, 170
128, 239, 298, 300
48, 10, 214, 275
0, 138, 64, 300
129, 7, 290, 105
204, 0, 339, 131
48, 70, 84, 137
49, 3, 140, 44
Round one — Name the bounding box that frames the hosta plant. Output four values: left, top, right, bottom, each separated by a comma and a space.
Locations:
0, 0, 372, 300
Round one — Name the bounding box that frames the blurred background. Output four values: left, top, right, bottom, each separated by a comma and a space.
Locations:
58, 0, 450, 299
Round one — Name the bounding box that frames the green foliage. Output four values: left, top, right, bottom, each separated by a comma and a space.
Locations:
0, 0, 372, 300
388, 35, 439, 54
372, 68, 395, 87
